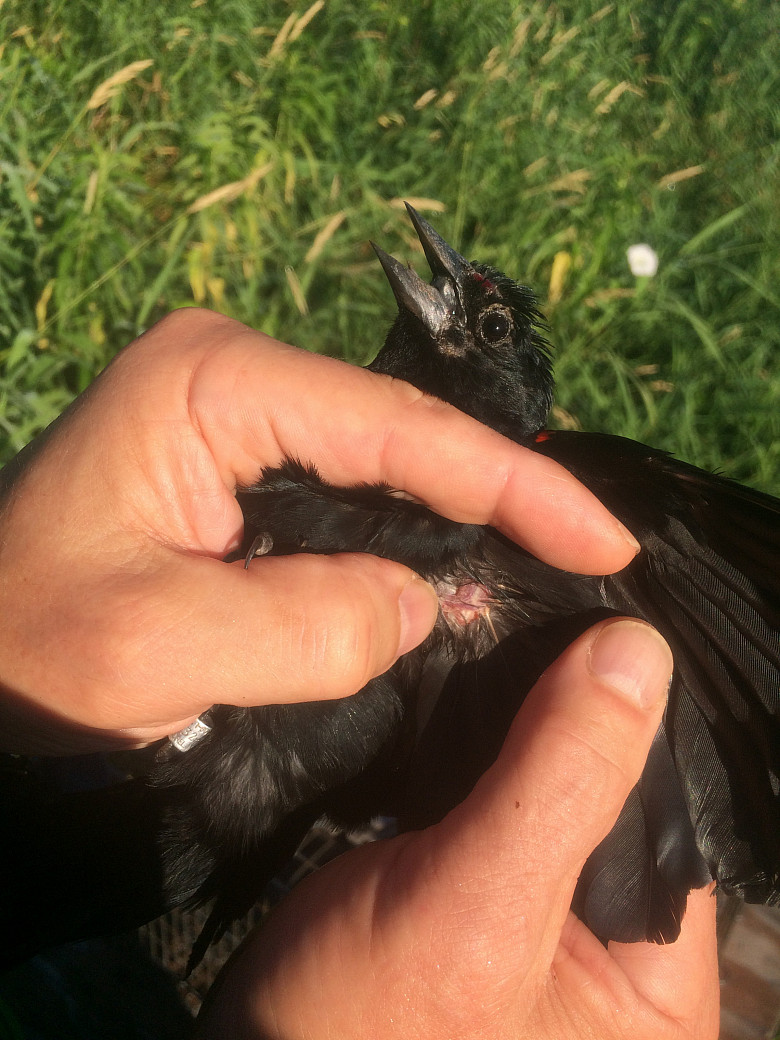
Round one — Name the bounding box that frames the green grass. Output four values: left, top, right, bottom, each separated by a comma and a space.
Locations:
1, 0, 778, 489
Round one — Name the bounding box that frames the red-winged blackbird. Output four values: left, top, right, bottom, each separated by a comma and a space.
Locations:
2, 207, 778, 970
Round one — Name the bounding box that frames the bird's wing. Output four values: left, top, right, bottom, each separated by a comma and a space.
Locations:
537, 431, 780, 939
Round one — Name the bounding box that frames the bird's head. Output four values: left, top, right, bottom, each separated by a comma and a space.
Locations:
369, 204, 553, 444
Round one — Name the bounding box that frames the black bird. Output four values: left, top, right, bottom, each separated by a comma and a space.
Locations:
2, 206, 778, 971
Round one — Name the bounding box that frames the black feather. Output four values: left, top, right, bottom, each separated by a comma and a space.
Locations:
3, 206, 777, 968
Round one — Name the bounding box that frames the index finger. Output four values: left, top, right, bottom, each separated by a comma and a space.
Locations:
178, 311, 640, 575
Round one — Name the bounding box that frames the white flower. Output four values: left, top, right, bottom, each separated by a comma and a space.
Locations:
626, 243, 659, 277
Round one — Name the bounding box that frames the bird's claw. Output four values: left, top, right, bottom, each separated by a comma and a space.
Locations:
244, 532, 274, 569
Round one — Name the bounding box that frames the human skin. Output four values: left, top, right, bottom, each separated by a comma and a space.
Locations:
195, 618, 720, 1040
0, 307, 638, 754
0, 307, 718, 1036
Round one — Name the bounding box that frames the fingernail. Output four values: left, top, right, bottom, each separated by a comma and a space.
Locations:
615, 519, 641, 555
588, 619, 673, 709
397, 576, 439, 657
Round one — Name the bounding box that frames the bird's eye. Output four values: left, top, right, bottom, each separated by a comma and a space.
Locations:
479, 309, 511, 343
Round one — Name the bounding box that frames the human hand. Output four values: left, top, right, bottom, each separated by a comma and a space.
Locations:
0, 308, 638, 753
195, 618, 719, 1040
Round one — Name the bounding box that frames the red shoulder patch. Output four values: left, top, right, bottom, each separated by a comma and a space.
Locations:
471, 271, 496, 293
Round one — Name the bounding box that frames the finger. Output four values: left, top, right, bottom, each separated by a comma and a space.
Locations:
430, 618, 673, 958
260, 365, 637, 575
609, 883, 720, 1034
152, 309, 639, 574
56, 551, 439, 738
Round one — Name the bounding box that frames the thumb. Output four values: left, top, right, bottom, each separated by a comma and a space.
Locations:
103, 550, 440, 736
220, 551, 440, 702
430, 618, 673, 958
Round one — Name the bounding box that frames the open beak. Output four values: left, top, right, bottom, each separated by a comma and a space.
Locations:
371, 204, 474, 336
